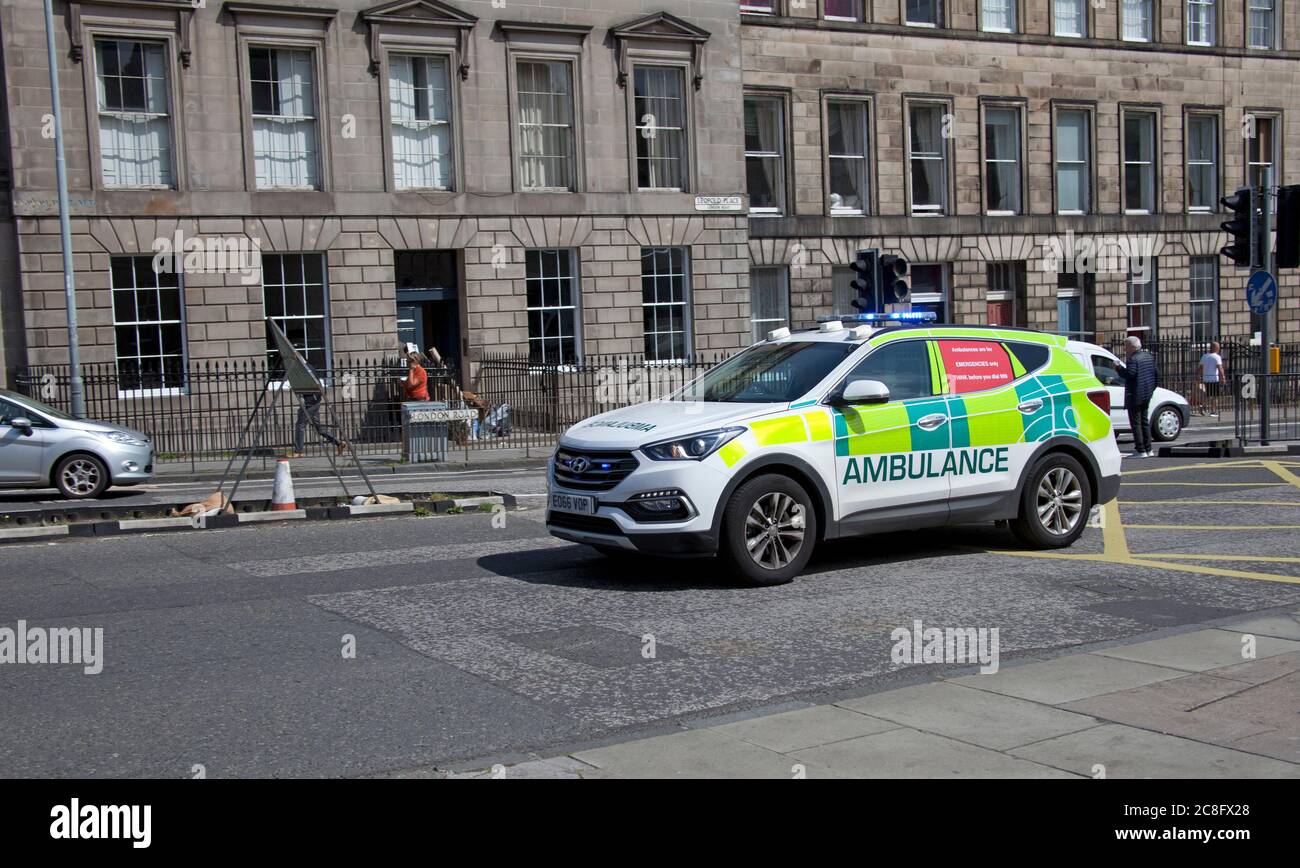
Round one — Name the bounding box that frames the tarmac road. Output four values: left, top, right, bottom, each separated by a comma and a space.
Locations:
0, 456, 1297, 777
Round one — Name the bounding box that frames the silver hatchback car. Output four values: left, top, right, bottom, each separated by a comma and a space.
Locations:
0, 389, 154, 498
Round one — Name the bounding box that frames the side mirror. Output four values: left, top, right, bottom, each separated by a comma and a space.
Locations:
9, 417, 34, 433
839, 379, 890, 406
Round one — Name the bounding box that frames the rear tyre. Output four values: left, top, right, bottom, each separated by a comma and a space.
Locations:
54, 453, 109, 500
1010, 452, 1092, 549
1152, 404, 1183, 441
721, 473, 817, 586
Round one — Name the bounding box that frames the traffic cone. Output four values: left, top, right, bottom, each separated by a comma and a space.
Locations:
271, 459, 297, 511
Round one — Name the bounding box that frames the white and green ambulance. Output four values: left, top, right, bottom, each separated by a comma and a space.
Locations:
546, 314, 1122, 585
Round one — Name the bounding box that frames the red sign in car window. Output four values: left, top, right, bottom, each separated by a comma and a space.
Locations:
938, 340, 1015, 394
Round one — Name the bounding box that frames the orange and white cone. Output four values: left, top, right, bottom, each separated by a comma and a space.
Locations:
271, 459, 297, 511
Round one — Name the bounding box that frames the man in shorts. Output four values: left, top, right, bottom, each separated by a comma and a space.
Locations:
1198, 341, 1225, 417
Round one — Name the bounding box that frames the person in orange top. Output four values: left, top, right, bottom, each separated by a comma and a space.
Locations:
398, 343, 430, 401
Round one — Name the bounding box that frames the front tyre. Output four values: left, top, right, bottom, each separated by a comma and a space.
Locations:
721, 474, 817, 586
1010, 453, 1092, 549
54, 453, 109, 499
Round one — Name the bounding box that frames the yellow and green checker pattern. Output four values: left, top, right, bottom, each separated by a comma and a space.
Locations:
830, 330, 1112, 456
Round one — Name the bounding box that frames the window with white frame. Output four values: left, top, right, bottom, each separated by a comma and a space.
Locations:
525, 249, 581, 364
908, 102, 948, 215
1122, 0, 1153, 41
633, 66, 688, 190
982, 0, 1015, 32
249, 47, 319, 189
1123, 110, 1157, 214
1247, 115, 1278, 188
740, 0, 776, 13
984, 106, 1022, 214
827, 100, 869, 215
94, 39, 173, 188
1189, 256, 1219, 343
745, 95, 786, 214
906, 0, 942, 26
1186, 113, 1217, 212
750, 267, 790, 342
516, 60, 576, 191
262, 253, 330, 372
1056, 108, 1091, 213
909, 264, 948, 322
1186, 0, 1215, 44
1054, 0, 1086, 35
641, 247, 691, 361
1056, 272, 1092, 341
824, 0, 860, 20
1126, 262, 1158, 336
111, 256, 185, 392
389, 54, 454, 190
1247, 0, 1276, 49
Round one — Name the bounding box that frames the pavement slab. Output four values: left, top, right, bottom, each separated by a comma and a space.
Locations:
1092, 628, 1300, 672
708, 705, 899, 754
1008, 723, 1300, 779
835, 681, 1100, 750
790, 728, 1079, 779
948, 653, 1188, 705
573, 729, 844, 780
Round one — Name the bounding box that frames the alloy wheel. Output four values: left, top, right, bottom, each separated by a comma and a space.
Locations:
744, 492, 806, 570
61, 459, 101, 496
1036, 466, 1083, 536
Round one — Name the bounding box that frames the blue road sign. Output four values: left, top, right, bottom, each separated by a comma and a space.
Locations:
1246, 270, 1277, 316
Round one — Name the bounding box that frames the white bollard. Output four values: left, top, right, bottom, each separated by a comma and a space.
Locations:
271, 459, 297, 511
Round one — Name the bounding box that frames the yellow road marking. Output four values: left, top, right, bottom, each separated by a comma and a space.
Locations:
1263, 460, 1300, 490
1101, 498, 1128, 558
984, 461, 1300, 585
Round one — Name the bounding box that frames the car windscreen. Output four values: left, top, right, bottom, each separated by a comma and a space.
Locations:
675, 341, 859, 403
0, 389, 75, 421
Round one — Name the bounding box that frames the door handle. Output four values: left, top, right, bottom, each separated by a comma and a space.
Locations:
917, 413, 948, 431
1017, 399, 1044, 414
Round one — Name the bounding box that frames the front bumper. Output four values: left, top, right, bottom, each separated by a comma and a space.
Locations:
544, 447, 730, 556
101, 442, 155, 485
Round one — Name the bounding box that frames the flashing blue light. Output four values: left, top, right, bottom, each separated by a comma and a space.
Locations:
839, 311, 938, 323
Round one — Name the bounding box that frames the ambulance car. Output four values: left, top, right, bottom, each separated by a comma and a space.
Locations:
546, 314, 1122, 586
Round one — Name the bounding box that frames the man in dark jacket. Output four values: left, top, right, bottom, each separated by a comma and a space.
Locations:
1120, 336, 1159, 458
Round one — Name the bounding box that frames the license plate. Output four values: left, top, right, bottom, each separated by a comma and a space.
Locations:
550, 492, 596, 515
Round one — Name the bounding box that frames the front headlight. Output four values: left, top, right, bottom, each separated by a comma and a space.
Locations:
100, 430, 147, 446
640, 427, 744, 461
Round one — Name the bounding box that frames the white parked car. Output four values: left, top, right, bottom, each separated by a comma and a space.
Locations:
1066, 342, 1191, 442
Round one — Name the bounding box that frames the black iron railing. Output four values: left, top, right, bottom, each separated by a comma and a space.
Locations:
1233, 373, 1300, 444
11, 352, 734, 463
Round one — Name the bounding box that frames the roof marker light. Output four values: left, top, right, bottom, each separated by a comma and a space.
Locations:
767, 327, 791, 340
847, 325, 872, 340
819, 320, 845, 333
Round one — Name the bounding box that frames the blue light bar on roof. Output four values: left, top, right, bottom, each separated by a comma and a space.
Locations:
819, 311, 938, 324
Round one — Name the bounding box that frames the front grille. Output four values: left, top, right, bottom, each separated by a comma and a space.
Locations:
552, 448, 639, 492
547, 512, 625, 536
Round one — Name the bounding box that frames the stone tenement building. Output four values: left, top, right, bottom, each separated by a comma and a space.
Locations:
742, 0, 1300, 348
0, 0, 1297, 391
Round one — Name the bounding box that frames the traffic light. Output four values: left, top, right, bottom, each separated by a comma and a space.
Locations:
879, 254, 910, 303
849, 248, 878, 312
1277, 184, 1300, 269
1220, 186, 1256, 268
